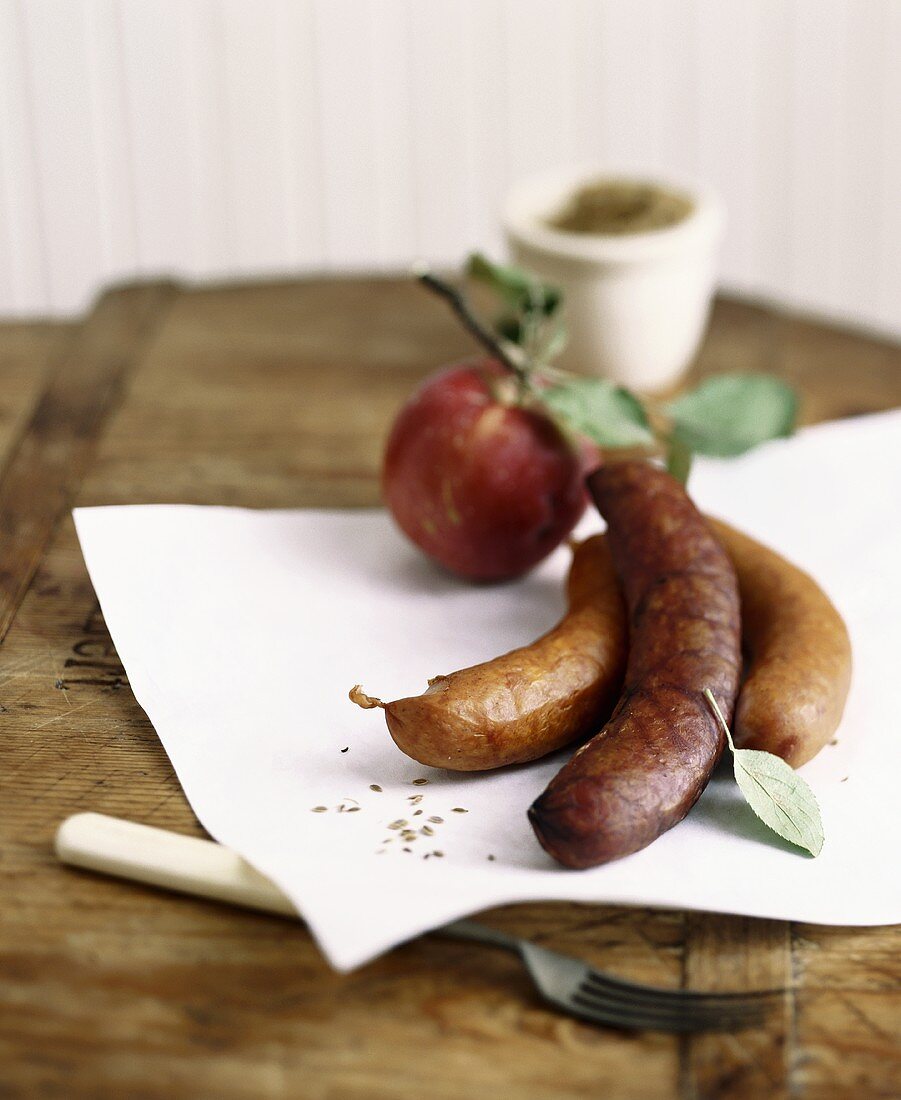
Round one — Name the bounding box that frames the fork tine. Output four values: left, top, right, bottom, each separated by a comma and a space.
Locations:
576, 990, 770, 1020
572, 990, 770, 1029
440, 920, 775, 1033
566, 992, 765, 1033
572, 981, 769, 1028
583, 966, 782, 1000
581, 968, 783, 1010
575, 982, 767, 1022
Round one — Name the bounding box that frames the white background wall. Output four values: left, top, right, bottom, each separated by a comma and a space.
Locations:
1, 0, 899, 337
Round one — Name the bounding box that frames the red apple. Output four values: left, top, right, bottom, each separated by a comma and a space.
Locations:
382, 359, 596, 581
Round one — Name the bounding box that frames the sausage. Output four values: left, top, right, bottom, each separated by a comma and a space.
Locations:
528, 461, 741, 868
349, 534, 627, 770
709, 519, 852, 767
354, 499, 849, 777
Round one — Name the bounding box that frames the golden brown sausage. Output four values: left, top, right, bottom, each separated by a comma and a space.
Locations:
709, 519, 852, 767
354, 512, 851, 774
349, 534, 627, 770
528, 462, 742, 868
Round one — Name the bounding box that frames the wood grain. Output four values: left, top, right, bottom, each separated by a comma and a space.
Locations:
791, 923, 901, 1098
0, 283, 177, 644
1, 279, 899, 1099
682, 916, 793, 1100
0, 322, 75, 465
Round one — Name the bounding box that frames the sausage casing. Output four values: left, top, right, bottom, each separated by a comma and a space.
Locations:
352, 534, 627, 770
529, 462, 742, 868
710, 519, 852, 767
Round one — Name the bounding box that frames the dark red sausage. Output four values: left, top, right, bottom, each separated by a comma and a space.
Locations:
528, 461, 741, 868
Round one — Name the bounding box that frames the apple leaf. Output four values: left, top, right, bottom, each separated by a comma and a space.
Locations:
496, 314, 569, 363
666, 373, 798, 457
535, 320, 568, 365
543, 378, 655, 449
703, 689, 824, 857
467, 253, 561, 319
731, 746, 825, 857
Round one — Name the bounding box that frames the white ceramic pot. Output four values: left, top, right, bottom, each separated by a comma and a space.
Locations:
503, 168, 725, 392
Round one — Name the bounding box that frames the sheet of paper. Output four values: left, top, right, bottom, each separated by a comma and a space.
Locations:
73, 410, 901, 970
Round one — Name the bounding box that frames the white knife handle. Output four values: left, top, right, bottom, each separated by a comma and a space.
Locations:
55, 812, 297, 918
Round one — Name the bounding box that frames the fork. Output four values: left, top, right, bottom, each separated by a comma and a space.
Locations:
55, 813, 780, 1032
440, 920, 778, 1032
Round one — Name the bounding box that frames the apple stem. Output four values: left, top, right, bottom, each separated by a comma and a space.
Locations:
415, 270, 530, 389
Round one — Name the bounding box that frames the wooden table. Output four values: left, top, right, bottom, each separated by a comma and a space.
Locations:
2, 278, 899, 1099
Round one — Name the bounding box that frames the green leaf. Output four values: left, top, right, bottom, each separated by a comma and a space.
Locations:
542, 378, 654, 449
495, 313, 524, 345
703, 689, 824, 857
535, 320, 568, 365
665, 373, 798, 457
731, 747, 825, 857
467, 253, 561, 318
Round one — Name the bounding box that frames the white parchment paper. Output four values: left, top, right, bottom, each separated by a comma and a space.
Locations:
73, 410, 901, 970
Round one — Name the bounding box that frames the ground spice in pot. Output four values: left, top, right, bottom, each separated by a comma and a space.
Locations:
548, 179, 693, 235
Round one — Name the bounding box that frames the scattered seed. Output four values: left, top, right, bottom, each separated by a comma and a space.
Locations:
412, 778, 429, 786
408, 794, 423, 805
401, 832, 417, 842
370, 784, 383, 792
829, 739, 839, 747
841, 776, 849, 783
402, 847, 412, 853
428, 816, 443, 824
412, 809, 423, 817
452, 807, 468, 814
388, 819, 407, 830
311, 806, 328, 813
346, 806, 361, 812
423, 853, 431, 860
487, 854, 496, 861
433, 850, 444, 858
421, 825, 435, 837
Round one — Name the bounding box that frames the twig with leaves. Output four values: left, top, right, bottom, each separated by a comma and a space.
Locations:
417, 253, 799, 483
413, 267, 528, 387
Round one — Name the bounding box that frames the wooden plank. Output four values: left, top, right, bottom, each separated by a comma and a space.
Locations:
0, 281, 178, 643
78, 276, 472, 508
682, 915, 793, 1100
0, 323, 75, 467
791, 923, 901, 1098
